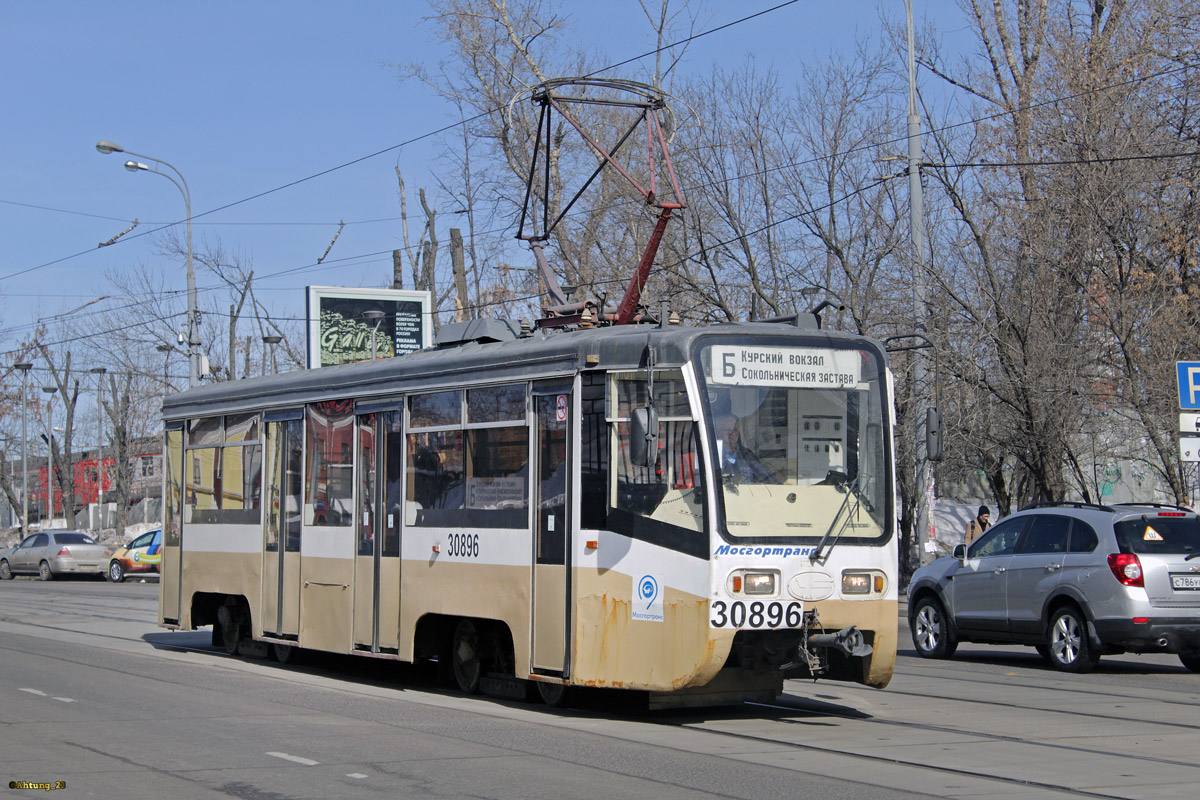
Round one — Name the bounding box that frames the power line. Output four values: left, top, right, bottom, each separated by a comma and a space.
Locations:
5, 7, 1197, 337
0, 1, 803, 286
932, 150, 1200, 170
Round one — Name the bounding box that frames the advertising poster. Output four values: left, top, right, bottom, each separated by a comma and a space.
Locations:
305, 287, 432, 368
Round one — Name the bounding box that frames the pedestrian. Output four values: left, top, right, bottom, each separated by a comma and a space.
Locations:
965, 505, 990, 546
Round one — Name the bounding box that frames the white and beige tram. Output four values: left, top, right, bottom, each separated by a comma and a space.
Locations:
159, 316, 898, 707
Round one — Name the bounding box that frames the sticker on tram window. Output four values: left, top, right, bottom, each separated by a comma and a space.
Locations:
709, 600, 803, 629
446, 532, 479, 558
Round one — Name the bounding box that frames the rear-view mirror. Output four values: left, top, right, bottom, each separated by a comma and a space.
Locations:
629, 406, 659, 468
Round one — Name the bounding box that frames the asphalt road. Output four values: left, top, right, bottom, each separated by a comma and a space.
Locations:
2, 579, 1198, 799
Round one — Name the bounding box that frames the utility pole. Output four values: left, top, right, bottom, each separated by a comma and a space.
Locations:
392, 249, 404, 290
906, 0, 934, 566
91, 367, 107, 530
450, 228, 468, 322
14, 362, 32, 535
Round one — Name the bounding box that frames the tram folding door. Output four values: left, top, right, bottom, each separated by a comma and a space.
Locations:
352, 412, 402, 653
531, 383, 571, 675
261, 419, 303, 638
160, 426, 184, 624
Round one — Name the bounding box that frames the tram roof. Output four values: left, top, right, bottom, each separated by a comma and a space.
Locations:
162, 319, 874, 421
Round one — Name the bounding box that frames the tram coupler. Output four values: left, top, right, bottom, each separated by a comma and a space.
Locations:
808, 626, 873, 658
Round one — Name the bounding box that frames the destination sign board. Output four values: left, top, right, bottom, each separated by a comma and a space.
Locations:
710, 346, 861, 388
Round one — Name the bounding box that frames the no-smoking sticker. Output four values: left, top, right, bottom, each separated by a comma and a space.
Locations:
556, 395, 567, 422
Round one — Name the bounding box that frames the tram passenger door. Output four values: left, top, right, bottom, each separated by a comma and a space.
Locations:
262, 419, 302, 638
531, 385, 571, 675
160, 426, 184, 624
353, 412, 401, 653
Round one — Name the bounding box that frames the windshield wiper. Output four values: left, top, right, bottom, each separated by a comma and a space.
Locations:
809, 479, 862, 564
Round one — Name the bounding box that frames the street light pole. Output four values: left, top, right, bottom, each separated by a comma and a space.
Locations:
262, 334, 282, 376
91, 367, 107, 529
14, 362, 32, 535
42, 385, 57, 527
156, 344, 173, 389
96, 140, 199, 387
905, 0, 934, 566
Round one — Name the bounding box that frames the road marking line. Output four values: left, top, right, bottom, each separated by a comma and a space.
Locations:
267, 752, 319, 766
53, 697, 76, 703
347, 773, 368, 779
19, 688, 47, 696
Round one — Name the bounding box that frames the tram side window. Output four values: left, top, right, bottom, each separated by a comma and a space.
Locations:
185, 447, 219, 524
306, 400, 355, 527
219, 444, 262, 523
407, 386, 529, 528
183, 414, 263, 525
165, 428, 183, 546
580, 372, 608, 530
608, 372, 704, 540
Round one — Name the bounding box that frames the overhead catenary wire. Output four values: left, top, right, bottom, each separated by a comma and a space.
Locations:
2, 4, 1195, 341
2, 169, 896, 365
0, 1, 806, 286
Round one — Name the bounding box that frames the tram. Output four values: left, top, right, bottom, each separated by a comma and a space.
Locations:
158, 312, 899, 707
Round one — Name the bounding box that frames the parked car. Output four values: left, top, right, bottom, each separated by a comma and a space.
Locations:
107, 529, 163, 583
0, 531, 112, 581
908, 502, 1200, 673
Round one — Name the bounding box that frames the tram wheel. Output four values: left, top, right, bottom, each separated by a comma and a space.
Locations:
217, 603, 242, 656
536, 681, 572, 708
451, 620, 482, 694
271, 643, 298, 664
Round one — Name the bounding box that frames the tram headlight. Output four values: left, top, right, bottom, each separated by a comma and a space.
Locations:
841, 570, 887, 596
743, 571, 776, 595
842, 572, 871, 594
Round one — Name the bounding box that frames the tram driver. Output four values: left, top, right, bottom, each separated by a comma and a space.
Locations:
715, 414, 778, 484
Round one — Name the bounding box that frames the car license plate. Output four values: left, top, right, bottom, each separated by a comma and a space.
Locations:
1170, 574, 1200, 590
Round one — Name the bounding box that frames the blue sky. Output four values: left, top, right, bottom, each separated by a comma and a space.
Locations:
0, 0, 958, 360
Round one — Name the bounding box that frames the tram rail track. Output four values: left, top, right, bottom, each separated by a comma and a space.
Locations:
7, 585, 1200, 799
672, 710, 1144, 800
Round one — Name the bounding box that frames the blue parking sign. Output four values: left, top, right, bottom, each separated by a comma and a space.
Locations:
1178, 362, 1200, 409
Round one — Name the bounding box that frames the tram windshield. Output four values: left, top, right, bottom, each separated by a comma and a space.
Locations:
698, 339, 891, 543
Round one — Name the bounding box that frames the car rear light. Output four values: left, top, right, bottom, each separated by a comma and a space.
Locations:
1133, 617, 1150, 624
57, 547, 71, 557
1107, 553, 1144, 587
1158, 512, 1186, 517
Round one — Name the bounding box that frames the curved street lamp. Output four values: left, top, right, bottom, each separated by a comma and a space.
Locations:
262, 334, 282, 376
362, 310, 385, 361
96, 140, 199, 388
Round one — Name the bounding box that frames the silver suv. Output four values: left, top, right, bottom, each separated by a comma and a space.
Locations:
908, 503, 1200, 672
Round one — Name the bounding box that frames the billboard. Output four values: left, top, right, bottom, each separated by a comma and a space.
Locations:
306, 286, 432, 369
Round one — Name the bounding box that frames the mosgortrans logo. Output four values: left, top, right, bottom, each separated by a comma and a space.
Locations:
714, 544, 814, 558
